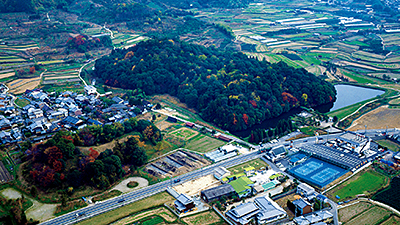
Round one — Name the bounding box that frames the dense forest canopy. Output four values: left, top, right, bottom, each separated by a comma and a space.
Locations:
94, 39, 336, 131
24, 118, 161, 190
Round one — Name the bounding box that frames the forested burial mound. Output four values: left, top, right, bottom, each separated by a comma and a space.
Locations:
94, 38, 336, 132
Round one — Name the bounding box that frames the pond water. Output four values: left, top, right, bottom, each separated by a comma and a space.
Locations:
324, 84, 385, 112
231, 84, 385, 137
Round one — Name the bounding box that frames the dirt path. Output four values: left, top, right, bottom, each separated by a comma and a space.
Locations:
348, 105, 400, 131
1, 188, 57, 222
111, 177, 149, 193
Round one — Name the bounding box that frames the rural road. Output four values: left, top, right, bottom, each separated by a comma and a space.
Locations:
39, 150, 263, 225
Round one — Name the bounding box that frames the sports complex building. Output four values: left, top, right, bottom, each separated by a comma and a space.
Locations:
287, 132, 380, 188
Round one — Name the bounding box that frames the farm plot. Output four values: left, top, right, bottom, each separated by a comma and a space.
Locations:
110, 207, 177, 225
7, 77, 41, 94
184, 134, 226, 153
168, 127, 198, 141
0, 42, 39, 52
352, 51, 385, 63
0, 55, 27, 64
182, 210, 225, 225
42, 67, 80, 85
0, 69, 15, 79
338, 201, 373, 223
380, 215, 400, 225
345, 205, 392, 225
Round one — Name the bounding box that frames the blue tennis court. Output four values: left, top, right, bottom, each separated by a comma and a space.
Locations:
288, 157, 347, 187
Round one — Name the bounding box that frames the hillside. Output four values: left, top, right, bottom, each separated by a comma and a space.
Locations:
0, 0, 74, 12
93, 38, 336, 131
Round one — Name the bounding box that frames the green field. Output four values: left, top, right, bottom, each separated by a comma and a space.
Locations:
329, 170, 387, 201
169, 127, 198, 140
184, 134, 226, 153
14, 98, 30, 107
227, 158, 267, 173
77, 192, 174, 225
376, 139, 400, 152
328, 97, 378, 120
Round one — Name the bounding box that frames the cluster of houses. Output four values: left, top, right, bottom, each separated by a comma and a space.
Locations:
0, 86, 151, 145
171, 163, 334, 225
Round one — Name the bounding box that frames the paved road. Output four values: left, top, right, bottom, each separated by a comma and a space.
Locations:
40, 151, 263, 225
39, 128, 400, 225
326, 198, 339, 225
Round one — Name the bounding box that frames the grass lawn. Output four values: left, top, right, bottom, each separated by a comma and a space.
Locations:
92, 190, 121, 202
184, 134, 226, 153
328, 98, 374, 120
299, 126, 327, 136
144, 140, 177, 160
227, 158, 267, 173
329, 169, 387, 201
77, 192, 174, 225
376, 139, 400, 152
14, 98, 30, 107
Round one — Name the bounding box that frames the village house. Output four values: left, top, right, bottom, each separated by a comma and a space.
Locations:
174, 194, 195, 213
84, 85, 97, 95
293, 198, 313, 215
226, 202, 260, 225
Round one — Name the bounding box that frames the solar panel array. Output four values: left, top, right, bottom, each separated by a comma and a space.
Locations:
299, 144, 365, 169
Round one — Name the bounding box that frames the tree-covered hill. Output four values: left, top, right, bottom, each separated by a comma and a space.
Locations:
94, 39, 336, 131
0, 0, 74, 13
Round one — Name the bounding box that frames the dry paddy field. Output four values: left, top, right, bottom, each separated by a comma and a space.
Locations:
7, 77, 40, 94
348, 105, 400, 131
0, 70, 15, 79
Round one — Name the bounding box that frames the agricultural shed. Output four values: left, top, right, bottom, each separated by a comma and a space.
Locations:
200, 183, 235, 202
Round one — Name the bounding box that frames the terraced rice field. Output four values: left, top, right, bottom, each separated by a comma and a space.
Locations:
42, 66, 81, 85
7, 77, 41, 94
0, 69, 15, 79
0, 42, 39, 51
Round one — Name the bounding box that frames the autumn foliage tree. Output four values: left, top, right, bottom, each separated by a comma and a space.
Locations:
29, 66, 35, 74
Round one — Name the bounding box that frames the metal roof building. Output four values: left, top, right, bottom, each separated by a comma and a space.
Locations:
226, 202, 260, 225
200, 183, 235, 202
254, 196, 287, 224
298, 144, 366, 170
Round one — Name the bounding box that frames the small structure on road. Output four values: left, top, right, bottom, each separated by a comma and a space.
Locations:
214, 166, 230, 180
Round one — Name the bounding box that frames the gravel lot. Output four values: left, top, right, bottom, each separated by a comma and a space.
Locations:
111, 177, 149, 193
